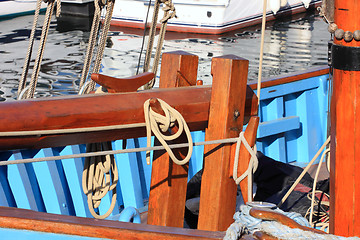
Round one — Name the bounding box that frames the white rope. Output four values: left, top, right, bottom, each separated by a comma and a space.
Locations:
0, 137, 240, 166
144, 98, 193, 165
256, 0, 267, 105
233, 132, 259, 201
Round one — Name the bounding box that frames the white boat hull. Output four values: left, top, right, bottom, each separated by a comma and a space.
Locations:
0, 0, 46, 19
110, 0, 322, 34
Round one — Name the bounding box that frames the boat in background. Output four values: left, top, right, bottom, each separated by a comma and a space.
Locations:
0, 0, 46, 20
110, 0, 322, 34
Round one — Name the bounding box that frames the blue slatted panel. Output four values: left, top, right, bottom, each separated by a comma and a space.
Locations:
59, 145, 91, 217
113, 139, 144, 209
32, 148, 75, 215
0, 152, 16, 207
7, 150, 45, 212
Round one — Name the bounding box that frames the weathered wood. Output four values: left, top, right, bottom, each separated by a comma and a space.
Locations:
91, 72, 155, 93
231, 116, 259, 203
198, 55, 249, 231
330, 0, 360, 237
148, 51, 198, 227
0, 206, 225, 240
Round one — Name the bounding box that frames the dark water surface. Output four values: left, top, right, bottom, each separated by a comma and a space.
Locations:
0, 11, 330, 100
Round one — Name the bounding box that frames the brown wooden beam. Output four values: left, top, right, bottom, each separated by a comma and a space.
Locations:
148, 51, 198, 227
198, 55, 249, 231
0, 86, 257, 151
0, 206, 225, 240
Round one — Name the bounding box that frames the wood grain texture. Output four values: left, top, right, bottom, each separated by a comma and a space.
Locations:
198, 55, 249, 231
147, 51, 198, 227
330, 0, 360, 237
0, 206, 225, 240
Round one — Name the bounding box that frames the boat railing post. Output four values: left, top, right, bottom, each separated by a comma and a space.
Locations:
197, 55, 249, 231
147, 51, 199, 227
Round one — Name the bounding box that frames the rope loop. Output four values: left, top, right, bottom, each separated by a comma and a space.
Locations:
144, 98, 193, 165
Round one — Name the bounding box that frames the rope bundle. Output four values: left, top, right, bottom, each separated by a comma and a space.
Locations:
82, 142, 118, 219
144, 98, 193, 165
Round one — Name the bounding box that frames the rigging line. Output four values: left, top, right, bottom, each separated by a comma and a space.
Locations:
136, 0, 152, 75
0, 137, 239, 166
256, 0, 267, 105
0, 122, 147, 136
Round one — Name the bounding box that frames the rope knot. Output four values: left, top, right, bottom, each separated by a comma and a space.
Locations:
144, 98, 193, 165
160, 0, 176, 23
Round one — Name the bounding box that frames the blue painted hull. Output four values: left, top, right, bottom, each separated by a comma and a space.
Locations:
0, 66, 330, 238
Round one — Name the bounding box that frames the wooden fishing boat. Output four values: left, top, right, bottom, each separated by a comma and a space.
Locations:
0, 50, 331, 238
0, 0, 359, 238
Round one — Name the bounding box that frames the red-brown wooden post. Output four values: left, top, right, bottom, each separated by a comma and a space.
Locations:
330, 0, 360, 236
197, 55, 249, 231
147, 51, 199, 227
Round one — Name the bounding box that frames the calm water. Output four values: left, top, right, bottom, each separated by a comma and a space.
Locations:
0, 11, 330, 101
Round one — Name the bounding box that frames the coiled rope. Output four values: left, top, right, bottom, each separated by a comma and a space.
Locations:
224, 205, 360, 240
82, 142, 118, 219
143, 98, 192, 165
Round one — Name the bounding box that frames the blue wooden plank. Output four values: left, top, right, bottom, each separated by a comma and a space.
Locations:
188, 131, 204, 180
32, 148, 74, 215
257, 116, 300, 138
113, 139, 144, 209
0, 151, 16, 207
7, 150, 45, 212
257, 76, 320, 100
60, 145, 91, 217
133, 137, 152, 200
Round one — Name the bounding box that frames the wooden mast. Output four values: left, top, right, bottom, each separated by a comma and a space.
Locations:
330, 0, 360, 236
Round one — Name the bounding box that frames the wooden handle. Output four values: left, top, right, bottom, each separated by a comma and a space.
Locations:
91, 72, 155, 93
249, 208, 326, 235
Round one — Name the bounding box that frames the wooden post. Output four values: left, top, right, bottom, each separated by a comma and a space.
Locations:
147, 51, 199, 227
198, 55, 249, 231
330, 0, 360, 236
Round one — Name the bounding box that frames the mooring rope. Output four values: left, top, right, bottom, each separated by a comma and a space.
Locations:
143, 98, 192, 165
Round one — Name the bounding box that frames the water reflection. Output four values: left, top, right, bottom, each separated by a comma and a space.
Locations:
0, 12, 329, 101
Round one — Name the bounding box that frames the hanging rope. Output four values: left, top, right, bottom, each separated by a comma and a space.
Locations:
143, 98, 193, 165
143, 0, 176, 89
232, 132, 259, 201
82, 142, 118, 219
18, 0, 43, 97
79, 0, 103, 90
86, 0, 115, 93
256, 0, 267, 105
18, 0, 58, 99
